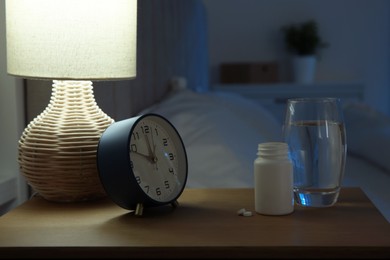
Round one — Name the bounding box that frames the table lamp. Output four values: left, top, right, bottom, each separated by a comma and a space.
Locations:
5, 0, 137, 202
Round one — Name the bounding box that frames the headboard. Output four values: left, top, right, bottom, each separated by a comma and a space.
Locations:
25, 0, 209, 123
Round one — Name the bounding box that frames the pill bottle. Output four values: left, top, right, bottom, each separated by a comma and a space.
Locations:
254, 142, 294, 215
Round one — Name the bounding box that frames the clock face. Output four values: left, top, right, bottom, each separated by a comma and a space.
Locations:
129, 115, 187, 203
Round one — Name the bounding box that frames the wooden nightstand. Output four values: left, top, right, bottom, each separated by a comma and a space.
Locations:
0, 188, 389, 259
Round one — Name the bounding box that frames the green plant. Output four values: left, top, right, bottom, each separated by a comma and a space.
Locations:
281, 20, 329, 56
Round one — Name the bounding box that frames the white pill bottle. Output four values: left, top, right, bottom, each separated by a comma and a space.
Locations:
254, 142, 294, 215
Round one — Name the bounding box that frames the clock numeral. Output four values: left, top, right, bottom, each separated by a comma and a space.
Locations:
135, 175, 141, 184
130, 160, 134, 169
141, 125, 150, 134
168, 167, 174, 174
154, 128, 159, 136
156, 187, 162, 196
163, 138, 168, 146
144, 185, 150, 193
132, 132, 140, 140
130, 144, 137, 152
169, 153, 174, 160
164, 180, 170, 189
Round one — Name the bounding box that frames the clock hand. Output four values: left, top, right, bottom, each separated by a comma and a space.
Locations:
150, 128, 157, 156
144, 134, 157, 162
144, 134, 153, 156
151, 137, 158, 168
131, 151, 154, 163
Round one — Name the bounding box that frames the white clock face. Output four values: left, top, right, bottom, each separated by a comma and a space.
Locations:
129, 115, 187, 203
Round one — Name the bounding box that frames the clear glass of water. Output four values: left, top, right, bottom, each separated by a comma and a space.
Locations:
283, 98, 347, 207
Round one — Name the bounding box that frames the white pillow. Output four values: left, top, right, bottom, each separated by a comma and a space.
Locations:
139, 89, 283, 188
207, 91, 283, 142
343, 101, 390, 172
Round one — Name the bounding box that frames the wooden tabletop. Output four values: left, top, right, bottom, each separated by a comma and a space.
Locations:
0, 187, 389, 259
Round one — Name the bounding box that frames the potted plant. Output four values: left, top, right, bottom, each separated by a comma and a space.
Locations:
281, 20, 329, 83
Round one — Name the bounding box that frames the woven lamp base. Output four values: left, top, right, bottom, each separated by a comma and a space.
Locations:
18, 80, 114, 202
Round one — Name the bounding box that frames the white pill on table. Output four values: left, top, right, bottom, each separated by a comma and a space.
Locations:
237, 208, 246, 215
243, 211, 253, 217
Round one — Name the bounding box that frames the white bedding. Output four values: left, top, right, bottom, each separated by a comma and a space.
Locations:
140, 89, 390, 222
343, 155, 390, 222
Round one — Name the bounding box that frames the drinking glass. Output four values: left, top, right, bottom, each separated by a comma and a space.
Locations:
283, 98, 347, 207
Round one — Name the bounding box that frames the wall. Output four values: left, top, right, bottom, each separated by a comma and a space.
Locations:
203, 0, 390, 115
0, 0, 28, 213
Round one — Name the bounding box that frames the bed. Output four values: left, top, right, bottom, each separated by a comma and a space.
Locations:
25, 0, 390, 222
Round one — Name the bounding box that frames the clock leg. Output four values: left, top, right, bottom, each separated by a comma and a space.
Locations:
135, 203, 144, 216
171, 200, 179, 208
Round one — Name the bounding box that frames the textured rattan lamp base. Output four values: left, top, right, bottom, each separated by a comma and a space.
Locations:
18, 80, 114, 202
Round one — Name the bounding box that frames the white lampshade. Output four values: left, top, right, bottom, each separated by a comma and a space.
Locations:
6, 0, 137, 80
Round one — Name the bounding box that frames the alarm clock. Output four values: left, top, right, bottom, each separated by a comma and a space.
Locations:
97, 113, 188, 216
